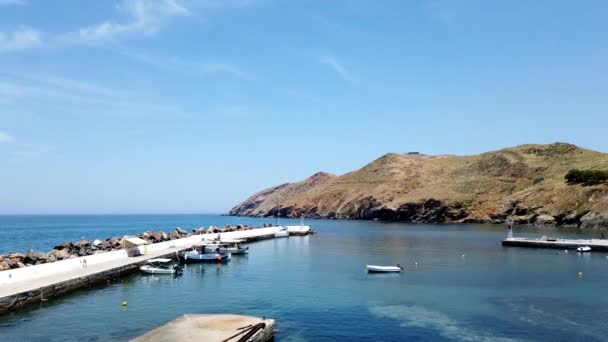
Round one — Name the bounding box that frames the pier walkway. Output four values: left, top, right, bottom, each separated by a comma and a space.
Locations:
502, 237, 608, 251
132, 314, 276, 342
0, 226, 304, 313
0, 245, 184, 299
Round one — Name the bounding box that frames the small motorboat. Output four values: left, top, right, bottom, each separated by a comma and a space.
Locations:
577, 246, 591, 253
219, 239, 249, 255
274, 227, 289, 238
179, 243, 232, 263
366, 264, 404, 273
203, 239, 249, 255
140, 258, 183, 275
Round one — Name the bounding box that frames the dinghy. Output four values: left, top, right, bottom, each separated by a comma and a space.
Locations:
140, 258, 183, 275
577, 246, 591, 253
366, 264, 404, 273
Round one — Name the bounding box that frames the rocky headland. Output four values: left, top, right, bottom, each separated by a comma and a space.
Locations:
229, 143, 608, 228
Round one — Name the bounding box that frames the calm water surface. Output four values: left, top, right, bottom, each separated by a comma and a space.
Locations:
1, 215, 607, 341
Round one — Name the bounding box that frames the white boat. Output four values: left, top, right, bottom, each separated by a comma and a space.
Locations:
219, 239, 249, 254
274, 227, 289, 238
203, 239, 249, 255
366, 264, 404, 273
179, 242, 232, 263
140, 258, 183, 275
577, 246, 591, 252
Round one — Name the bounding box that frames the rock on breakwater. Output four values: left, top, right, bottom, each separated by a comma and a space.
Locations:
0, 224, 268, 271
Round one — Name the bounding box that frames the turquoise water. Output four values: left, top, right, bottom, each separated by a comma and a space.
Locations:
1, 215, 608, 341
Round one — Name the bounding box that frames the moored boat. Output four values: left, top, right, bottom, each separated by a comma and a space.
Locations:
179, 243, 232, 263
366, 264, 404, 273
577, 246, 591, 253
218, 239, 249, 255
140, 258, 183, 275
202, 239, 249, 255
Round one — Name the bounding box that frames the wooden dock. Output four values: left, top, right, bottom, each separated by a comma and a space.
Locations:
502, 237, 608, 251
132, 314, 276, 342
0, 227, 289, 314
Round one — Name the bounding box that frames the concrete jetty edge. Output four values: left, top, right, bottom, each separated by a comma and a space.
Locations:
0, 226, 309, 314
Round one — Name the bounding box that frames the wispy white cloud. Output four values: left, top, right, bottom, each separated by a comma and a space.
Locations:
0, 0, 27, 6
63, 0, 190, 45
2, 0, 264, 52
0, 131, 14, 143
10, 72, 128, 98
319, 56, 354, 82
0, 72, 188, 118
122, 50, 245, 78
0, 27, 42, 53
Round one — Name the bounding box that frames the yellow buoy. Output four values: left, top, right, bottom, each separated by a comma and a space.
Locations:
121, 301, 128, 307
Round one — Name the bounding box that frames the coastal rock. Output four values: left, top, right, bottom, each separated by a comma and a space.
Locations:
511, 215, 535, 225
580, 212, 608, 228
92, 239, 102, 246
49, 249, 71, 261
5, 258, 18, 269
98, 240, 111, 251
535, 215, 556, 226
75, 240, 91, 248
142, 231, 164, 243
192, 227, 206, 235
46, 253, 57, 263
108, 238, 121, 248
0, 261, 10, 271
24, 250, 46, 264
54, 242, 74, 251
7, 253, 25, 260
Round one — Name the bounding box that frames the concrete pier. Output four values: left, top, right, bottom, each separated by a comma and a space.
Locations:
0, 227, 286, 314
132, 314, 276, 342
502, 237, 608, 251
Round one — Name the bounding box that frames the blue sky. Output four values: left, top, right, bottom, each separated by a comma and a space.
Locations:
1, 0, 607, 214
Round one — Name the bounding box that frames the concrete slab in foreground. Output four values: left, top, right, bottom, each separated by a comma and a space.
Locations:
131, 314, 276, 342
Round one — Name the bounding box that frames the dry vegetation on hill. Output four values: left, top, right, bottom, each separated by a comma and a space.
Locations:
229, 143, 608, 227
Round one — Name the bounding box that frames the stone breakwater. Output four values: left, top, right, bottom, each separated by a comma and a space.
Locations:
0, 223, 273, 272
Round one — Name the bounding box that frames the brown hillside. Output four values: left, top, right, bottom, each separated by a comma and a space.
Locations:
229, 143, 608, 227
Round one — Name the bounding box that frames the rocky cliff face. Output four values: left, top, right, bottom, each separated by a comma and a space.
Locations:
229, 143, 608, 227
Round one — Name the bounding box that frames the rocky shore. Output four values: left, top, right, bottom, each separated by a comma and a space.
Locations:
0, 223, 270, 271
235, 198, 608, 228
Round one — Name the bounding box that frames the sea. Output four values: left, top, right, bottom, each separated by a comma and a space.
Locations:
1, 214, 607, 341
